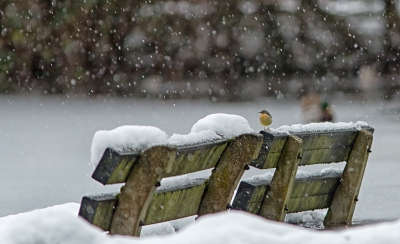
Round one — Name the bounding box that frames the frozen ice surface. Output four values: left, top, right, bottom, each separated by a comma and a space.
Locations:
90, 125, 169, 167
1, 95, 399, 226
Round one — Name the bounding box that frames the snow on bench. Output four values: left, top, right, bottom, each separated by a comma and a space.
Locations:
79, 115, 373, 236
233, 122, 374, 228
79, 114, 263, 236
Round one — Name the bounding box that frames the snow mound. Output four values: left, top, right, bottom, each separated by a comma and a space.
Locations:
191, 113, 254, 138
272, 121, 369, 134
1, 204, 400, 243
295, 167, 343, 179
168, 130, 222, 146
90, 114, 253, 167
158, 175, 205, 193
168, 113, 254, 146
244, 167, 342, 187
244, 171, 274, 186
90, 125, 168, 167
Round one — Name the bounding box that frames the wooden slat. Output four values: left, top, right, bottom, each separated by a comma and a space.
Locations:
291, 176, 341, 198
288, 176, 341, 213
250, 131, 287, 169
287, 194, 334, 213
299, 147, 351, 165
324, 129, 373, 227
165, 140, 228, 177
296, 130, 359, 150
251, 126, 374, 169
110, 145, 177, 236
198, 133, 263, 216
78, 179, 208, 230
144, 179, 206, 225
92, 148, 139, 185
78, 193, 118, 231
232, 176, 341, 215
259, 135, 302, 221
232, 181, 268, 214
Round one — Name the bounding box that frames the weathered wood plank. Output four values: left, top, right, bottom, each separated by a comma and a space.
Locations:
198, 133, 263, 216
288, 176, 341, 213
299, 147, 351, 165
110, 145, 177, 236
78, 193, 118, 231
165, 140, 228, 177
324, 129, 373, 227
287, 194, 334, 213
92, 149, 139, 185
259, 135, 303, 221
250, 131, 287, 169
145, 179, 206, 225
296, 130, 358, 150
251, 126, 374, 169
233, 176, 340, 215
232, 181, 268, 215
291, 176, 341, 198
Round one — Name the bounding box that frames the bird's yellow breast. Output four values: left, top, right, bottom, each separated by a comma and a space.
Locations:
259, 114, 272, 126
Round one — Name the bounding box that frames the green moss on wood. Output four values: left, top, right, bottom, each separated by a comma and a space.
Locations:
198, 133, 263, 216
92, 148, 139, 185
300, 147, 352, 165
79, 193, 118, 231
144, 180, 206, 225
291, 176, 341, 198
232, 181, 268, 214
166, 140, 228, 177
287, 194, 334, 213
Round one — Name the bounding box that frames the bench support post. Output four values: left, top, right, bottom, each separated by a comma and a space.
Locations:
324, 129, 373, 227
259, 135, 303, 221
198, 133, 263, 216
109, 145, 177, 236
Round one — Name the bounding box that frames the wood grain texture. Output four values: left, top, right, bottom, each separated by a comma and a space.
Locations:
288, 176, 341, 213
78, 193, 118, 231
232, 181, 269, 214
145, 179, 206, 224
92, 149, 139, 185
258, 135, 303, 221
109, 145, 177, 236
198, 133, 263, 216
166, 140, 228, 177
324, 129, 373, 227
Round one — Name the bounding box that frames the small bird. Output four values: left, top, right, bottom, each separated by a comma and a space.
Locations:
259, 110, 272, 131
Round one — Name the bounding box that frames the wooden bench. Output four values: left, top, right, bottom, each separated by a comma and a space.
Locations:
78, 132, 263, 236
232, 125, 374, 227
79, 122, 373, 236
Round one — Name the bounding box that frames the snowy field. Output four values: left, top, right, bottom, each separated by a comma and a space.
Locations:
1, 94, 400, 243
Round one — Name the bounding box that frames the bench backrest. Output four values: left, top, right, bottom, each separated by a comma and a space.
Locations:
79, 133, 263, 236
232, 126, 374, 227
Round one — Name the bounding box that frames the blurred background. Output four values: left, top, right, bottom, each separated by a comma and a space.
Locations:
1, 0, 399, 101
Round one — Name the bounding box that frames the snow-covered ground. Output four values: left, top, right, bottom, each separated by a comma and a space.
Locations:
1, 203, 400, 244
0, 94, 400, 242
